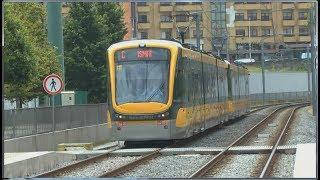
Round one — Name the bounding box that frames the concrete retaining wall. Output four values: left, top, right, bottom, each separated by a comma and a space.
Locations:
249, 72, 311, 93
4, 123, 110, 152
4, 152, 76, 178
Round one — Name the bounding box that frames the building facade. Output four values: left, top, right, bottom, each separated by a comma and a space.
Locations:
227, 2, 314, 62
62, 2, 314, 62
122, 2, 213, 51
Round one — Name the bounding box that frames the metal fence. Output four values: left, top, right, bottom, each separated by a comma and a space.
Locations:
4, 91, 311, 140
250, 91, 311, 107
4, 103, 108, 140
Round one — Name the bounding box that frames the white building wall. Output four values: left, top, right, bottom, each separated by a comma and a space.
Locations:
4, 98, 39, 110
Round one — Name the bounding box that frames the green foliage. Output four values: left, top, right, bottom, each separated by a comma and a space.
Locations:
4, 3, 61, 105
64, 2, 127, 103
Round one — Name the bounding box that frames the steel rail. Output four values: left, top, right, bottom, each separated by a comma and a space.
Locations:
249, 102, 294, 114
259, 105, 305, 178
33, 145, 120, 177
99, 148, 163, 177
96, 104, 276, 177
99, 138, 194, 177
188, 102, 307, 178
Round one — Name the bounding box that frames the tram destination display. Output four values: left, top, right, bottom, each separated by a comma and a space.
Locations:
115, 48, 170, 61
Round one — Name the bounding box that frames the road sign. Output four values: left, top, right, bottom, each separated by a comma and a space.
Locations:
43, 73, 63, 95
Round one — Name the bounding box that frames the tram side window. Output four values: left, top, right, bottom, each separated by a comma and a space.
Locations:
210, 63, 217, 103
186, 57, 192, 104
204, 62, 213, 102
227, 68, 232, 100
242, 74, 245, 99
175, 58, 184, 102
196, 62, 202, 104
236, 71, 239, 100
246, 75, 249, 98
240, 73, 243, 99
239, 73, 242, 99
219, 68, 227, 102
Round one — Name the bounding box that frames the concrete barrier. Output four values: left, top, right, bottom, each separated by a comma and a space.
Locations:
4, 123, 111, 152
4, 151, 76, 178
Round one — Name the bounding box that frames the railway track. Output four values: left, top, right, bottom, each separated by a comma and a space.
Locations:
189, 103, 307, 178
34, 144, 122, 177
259, 105, 303, 178
34, 103, 298, 178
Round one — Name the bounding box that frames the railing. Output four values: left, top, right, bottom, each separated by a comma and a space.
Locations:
4, 91, 311, 140
4, 103, 108, 140
250, 91, 311, 107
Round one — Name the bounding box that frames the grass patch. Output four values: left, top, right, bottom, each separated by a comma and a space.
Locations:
242, 61, 309, 73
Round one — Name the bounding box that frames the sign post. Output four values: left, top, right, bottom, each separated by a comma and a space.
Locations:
43, 73, 63, 131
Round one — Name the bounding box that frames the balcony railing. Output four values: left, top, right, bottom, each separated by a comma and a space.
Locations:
160, 22, 174, 29
137, 22, 151, 29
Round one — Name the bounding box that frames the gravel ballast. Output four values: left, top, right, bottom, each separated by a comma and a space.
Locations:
270, 154, 295, 178
55, 156, 140, 177
119, 154, 213, 178
205, 154, 268, 178
284, 106, 316, 145
28, 160, 76, 177
183, 106, 281, 148
245, 108, 292, 146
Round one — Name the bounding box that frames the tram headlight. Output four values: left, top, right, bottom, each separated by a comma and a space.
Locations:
158, 112, 169, 118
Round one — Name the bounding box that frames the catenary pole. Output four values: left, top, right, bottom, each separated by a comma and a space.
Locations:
261, 43, 266, 105
46, 2, 64, 85
310, 5, 316, 115
196, 13, 201, 50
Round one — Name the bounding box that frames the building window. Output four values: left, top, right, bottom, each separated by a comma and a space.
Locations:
252, 43, 260, 50
262, 44, 271, 50
247, 11, 257, 20
160, 14, 173, 22
250, 28, 258, 36
138, 14, 148, 23
299, 11, 308, 20
160, 2, 171, 6
192, 30, 203, 38
283, 11, 293, 20
161, 30, 172, 39
175, 2, 189, 5
191, 14, 202, 21
261, 11, 271, 21
236, 29, 245, 36
176, 13, 189, 22
262, 28, 273, 36
236, 43, 250, 50
299, 26, 309, 36
235, 13, 244, 21
137, 2, 147, 6
191, 2, 202, 5
140, 31, 148, 39
283, 26, 294, 36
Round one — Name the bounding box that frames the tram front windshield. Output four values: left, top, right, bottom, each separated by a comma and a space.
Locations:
114, 48, 170, 105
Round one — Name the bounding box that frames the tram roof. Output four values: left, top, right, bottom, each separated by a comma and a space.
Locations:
108, 39, 183, 50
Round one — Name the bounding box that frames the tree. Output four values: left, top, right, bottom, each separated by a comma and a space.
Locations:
64, 2, 127, 103
4, 3, 61, 107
